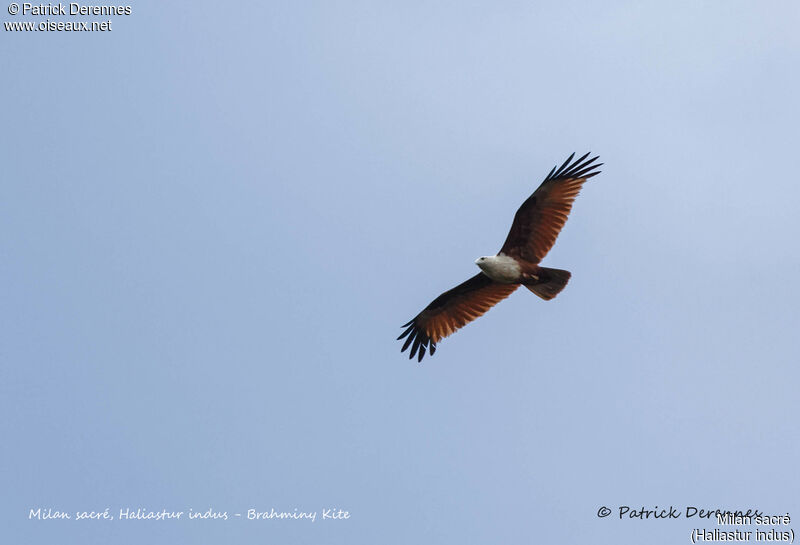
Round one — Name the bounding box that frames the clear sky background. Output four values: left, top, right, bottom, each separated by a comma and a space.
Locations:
2, 1, 799, 543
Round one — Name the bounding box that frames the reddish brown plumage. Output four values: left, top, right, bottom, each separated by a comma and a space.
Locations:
398, 274, 518, 361
500, 152, 601, 263
399, 152, 601, 362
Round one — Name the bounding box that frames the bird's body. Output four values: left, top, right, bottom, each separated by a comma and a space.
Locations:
398, 152, 602, 362
475, 254, 522, 283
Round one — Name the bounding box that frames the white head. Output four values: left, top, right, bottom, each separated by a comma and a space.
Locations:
474, 254, 522, 282
475, 256, 492, 273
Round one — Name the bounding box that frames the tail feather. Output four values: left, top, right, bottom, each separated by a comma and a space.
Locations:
524, 267, 571, 300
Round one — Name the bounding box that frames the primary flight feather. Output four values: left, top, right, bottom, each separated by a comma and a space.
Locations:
398, 152, 602, 362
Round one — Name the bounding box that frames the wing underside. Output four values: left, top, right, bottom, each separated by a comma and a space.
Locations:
398, 273, 518, 362
499, 152, 601, 263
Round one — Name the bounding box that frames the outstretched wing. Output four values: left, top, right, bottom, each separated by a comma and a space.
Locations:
499, 152, 601, 263
398, 273, 518, 362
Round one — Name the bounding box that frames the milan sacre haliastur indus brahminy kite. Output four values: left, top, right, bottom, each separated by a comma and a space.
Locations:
398, 152, 602, 362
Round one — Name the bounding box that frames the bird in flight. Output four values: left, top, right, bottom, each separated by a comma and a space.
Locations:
398, 152, 601, 362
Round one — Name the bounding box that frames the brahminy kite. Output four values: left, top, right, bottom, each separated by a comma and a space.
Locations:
398, 152, 601, 362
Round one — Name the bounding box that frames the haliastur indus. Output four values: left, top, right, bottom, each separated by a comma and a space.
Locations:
398, 152, 601, 362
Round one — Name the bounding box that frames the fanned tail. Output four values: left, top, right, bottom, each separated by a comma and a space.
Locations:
524, 267, 571, 300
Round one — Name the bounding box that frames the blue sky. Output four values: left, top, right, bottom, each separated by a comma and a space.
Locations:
2, 1, 799, 543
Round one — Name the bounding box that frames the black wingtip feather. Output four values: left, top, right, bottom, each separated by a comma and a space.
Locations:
553, 152, 576, 178
398, 318, 435, 362
401, 330, 416, 352
574, 151, 591, 165
545, 152, 602, 182
410, 336, 421, 359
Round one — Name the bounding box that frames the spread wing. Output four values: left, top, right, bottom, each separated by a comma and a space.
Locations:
397, 273, 518, 362
499, 152, 601, 263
